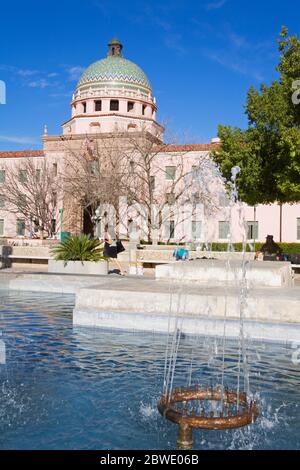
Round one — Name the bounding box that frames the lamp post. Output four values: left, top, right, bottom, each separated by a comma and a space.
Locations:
59, 208, 63, 241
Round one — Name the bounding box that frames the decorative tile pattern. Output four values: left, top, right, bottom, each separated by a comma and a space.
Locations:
77, 57, 152, 93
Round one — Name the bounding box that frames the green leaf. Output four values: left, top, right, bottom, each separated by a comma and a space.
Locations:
50, 234, 107, 262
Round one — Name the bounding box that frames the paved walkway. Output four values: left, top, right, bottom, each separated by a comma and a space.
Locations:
0, 261, 155, 278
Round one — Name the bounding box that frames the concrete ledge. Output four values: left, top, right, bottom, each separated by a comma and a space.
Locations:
48, 259, 108, 276
156, 259, 294, 287
0, 272, 112, 294
73, 281, 300, 324
72, 274, 300, 341
73, 309, 300, 343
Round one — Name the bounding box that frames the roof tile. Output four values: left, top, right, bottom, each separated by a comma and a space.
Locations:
0, 150, 44, 159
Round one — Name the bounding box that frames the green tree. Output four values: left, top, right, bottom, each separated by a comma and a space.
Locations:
212, 27, 300, 206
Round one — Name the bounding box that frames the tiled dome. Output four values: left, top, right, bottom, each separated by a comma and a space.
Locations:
76, 41, 152, 95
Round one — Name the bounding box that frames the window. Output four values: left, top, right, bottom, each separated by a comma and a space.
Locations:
247, 221, 258, 240
18, 194, 26, 208
142, 104, 146, 115
0, 195, 5, 208
192, 220, 202, 239
17, 219, 25, 236
0, 170, 5, 184
127, 101, 134, 112
19, 170, 27, 183
192, 165, 199, 180
52, 163, 57, 177
191, 192, 201, 206
297, 218, 300, 240
34, 219, 39, 233
219, 193, 230, 207
51, 219, 56, 235
219, 221, 229, 239
110, 100, 119, 111
129, 161, 135, 174
36, 169, 41, 182
52, 192, 57, 207
95, 100, 102, 111
89, 122, 100, 132
0, 219, 4, 236
165, 220, 175, 239
82, 102, 87, 113
166, 193, 176, 205
150, 176, 155, 191
165, 166, 176, 181
88, 160, 99, 175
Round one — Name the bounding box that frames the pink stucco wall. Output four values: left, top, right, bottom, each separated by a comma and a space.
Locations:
1, 148, 300, 243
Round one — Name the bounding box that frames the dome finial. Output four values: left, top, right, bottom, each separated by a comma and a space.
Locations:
108, 37, 123, 57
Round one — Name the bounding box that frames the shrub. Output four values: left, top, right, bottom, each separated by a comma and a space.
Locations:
50, 234, 106, 262
206, 242, 300, 253
137, 240, 300, 253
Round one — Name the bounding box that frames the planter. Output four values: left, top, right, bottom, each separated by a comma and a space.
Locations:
48, 259, 108, 276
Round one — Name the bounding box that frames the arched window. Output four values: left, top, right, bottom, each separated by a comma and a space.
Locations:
95, 100, 102, 111
110, 100, 119, 111
127, 101, 134, 112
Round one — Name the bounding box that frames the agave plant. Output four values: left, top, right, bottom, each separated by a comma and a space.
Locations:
51, 234, 106, 263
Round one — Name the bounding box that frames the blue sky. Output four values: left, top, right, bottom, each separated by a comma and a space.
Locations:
0, 0, 299, 150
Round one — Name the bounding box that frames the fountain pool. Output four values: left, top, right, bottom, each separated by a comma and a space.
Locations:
0, 290, 300, 450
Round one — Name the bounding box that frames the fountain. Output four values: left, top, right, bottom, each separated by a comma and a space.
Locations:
157, 166, 260, 448
158, 385, 259, 449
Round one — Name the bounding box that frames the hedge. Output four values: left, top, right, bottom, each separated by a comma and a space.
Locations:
140, 241, 300, 253
208, 242, 300, 253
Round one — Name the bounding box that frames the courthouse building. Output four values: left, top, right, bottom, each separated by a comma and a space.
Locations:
0, 39, 299, 243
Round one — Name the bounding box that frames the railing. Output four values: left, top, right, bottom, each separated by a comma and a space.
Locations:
73, 86, 154, 104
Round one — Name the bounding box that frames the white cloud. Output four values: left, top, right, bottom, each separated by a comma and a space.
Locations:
206, 0, 227, 10
164, 33, 187, 55
0, 135, 39, 145
200, 24, 274, 82
66, 66, 85, 81
50, 92, 71, 98
203, 50, 264, 81
27, 79, 52, 89
17, 69, 39, 77
0, 64, 15, 72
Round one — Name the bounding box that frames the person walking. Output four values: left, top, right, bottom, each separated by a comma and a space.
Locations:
103, 229, 126, 275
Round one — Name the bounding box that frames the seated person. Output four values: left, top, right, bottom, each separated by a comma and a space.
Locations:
260, 235, 282, 260
173, 247, 189, 261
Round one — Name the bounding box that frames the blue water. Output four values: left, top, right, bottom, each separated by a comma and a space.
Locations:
0, 290, 300, 450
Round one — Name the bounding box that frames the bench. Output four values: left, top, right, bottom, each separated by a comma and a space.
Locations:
0, 254, 50, 267
291, 264, 300, 270
137, 259, 174, 266
6, 255, 49, 260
